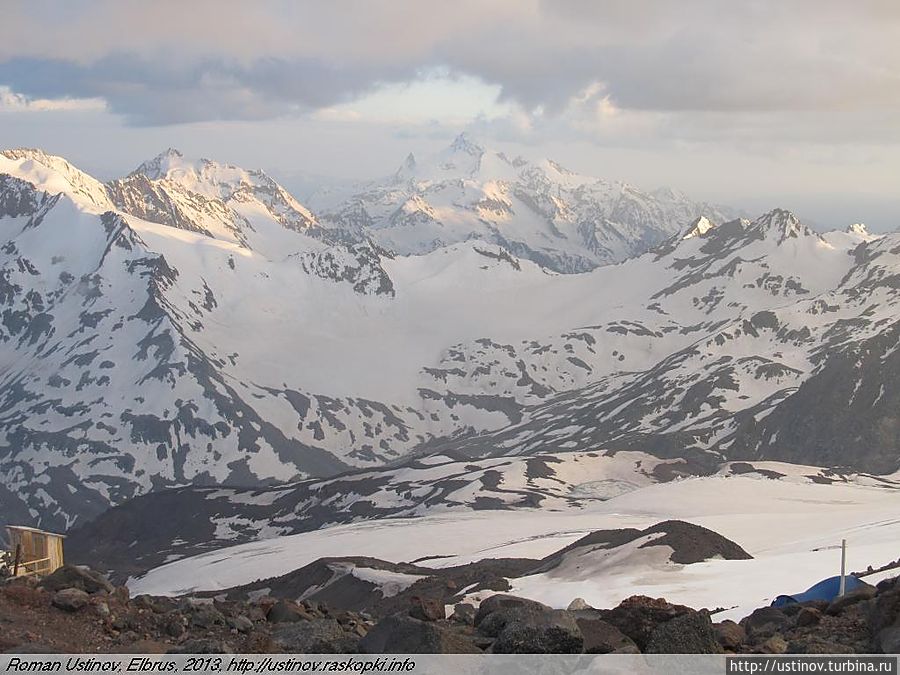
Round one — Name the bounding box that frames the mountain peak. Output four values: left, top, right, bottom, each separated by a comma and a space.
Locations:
682, 215, 716, 240
448, 132, 484, 157
1, 147, 115, 211
131, 147, 187, 180
847, 223, 870, 236
750, 208, 815, 242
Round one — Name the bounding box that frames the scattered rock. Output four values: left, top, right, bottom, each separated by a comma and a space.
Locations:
133, 595, 171, 613
228, 615, 254, 633
266, 600, 311, 623
51, 588, 90, 612
41, 566, 114, 595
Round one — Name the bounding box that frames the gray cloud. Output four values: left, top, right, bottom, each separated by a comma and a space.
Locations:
1, 0, 899, 125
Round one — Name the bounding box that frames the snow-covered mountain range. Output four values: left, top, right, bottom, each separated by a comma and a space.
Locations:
313, 134, 739, 273
0, 141, 896, 533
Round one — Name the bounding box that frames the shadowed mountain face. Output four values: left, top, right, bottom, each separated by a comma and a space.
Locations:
0, 144, 896, 532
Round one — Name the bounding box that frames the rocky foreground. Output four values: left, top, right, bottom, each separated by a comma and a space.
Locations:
2, 565, 899, 654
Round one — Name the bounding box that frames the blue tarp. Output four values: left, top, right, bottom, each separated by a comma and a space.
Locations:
771, 575, 867, 607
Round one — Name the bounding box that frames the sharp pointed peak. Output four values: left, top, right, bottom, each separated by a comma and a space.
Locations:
847, 222, 870, 236
392, 152, 418, 182
754, 207, 801, 226
448, 132, 484, 156
750, 208, 818, 243
130, 147, 189, 180
681, 215, 716, 240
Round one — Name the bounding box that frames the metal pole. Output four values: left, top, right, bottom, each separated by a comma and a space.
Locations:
839, 539, 847, 596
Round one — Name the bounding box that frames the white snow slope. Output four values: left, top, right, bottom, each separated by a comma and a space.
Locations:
131, 461, 900, 622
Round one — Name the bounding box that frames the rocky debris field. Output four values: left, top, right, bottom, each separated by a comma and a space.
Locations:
2, 565, 900, 654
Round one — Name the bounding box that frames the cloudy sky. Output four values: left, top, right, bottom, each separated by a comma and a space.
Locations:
1, 0, 898, 229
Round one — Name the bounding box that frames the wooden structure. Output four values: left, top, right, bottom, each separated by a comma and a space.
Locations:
5, 525, 66, 577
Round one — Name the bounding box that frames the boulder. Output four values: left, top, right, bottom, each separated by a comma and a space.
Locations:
868, 586, 900, 636
474, 595, 552, 628
875, 627, 900, 654
228, 615, 254, 633
190, 606, 226, 628
41, 566, 114, 595
826, 585, 876, 616
598, 596, 694, 650
576, 617, 637, 654
646, 611, 722, 654
52, 588, 90, 612
567, 598, 592, 611
740, 606, 791, 641
408, 596, 445, 622
714, 620, 746, 651
876, 577, 900, 593
754, 635, 788, 655
491, 609, 583, 654
795, 607, 822, 627
272, 619, 359, 653
451, 603, 476, 625
360, 615, 481, 654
